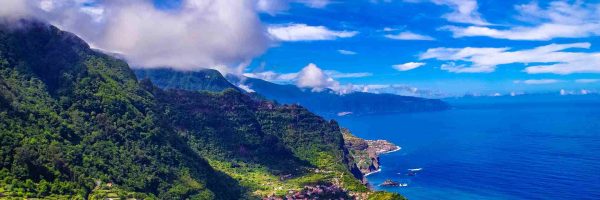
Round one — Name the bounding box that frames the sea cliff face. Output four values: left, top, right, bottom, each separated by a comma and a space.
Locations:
342, 129, 400, 179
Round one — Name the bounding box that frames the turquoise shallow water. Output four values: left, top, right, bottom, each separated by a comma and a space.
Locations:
334, 95, 600, 200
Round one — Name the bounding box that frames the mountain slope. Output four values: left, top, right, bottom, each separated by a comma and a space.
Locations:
0, 20, 239, 199
0, 20, 403, 199
151, 87, 367, 197
135, 68, 238, 92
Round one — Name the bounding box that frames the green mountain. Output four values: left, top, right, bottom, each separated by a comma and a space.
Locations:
0, 20, 403, 199
0, 20, 240, 199
135, 68, 238, 93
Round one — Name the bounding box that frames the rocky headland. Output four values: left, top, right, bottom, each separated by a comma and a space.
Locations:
342, 129, 401, 180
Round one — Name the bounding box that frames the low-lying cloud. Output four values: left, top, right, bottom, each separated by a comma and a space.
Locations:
513, 79, 561, 85
576, 79, 600, 84
243, 63, 441, 97
1, 0, 270, 74
295, 63, 339, 91
244, 63, 372, 93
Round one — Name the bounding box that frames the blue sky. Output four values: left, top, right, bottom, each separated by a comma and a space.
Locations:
4, 0, 600, 97
247, 0, 600, 96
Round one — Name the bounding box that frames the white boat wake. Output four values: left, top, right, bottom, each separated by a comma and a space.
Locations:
408, 168, 423, 172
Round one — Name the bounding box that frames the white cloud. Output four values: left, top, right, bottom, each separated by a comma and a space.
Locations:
243, 63, 373, 93
237, 83, 255, 93
440, 62, 494, 73
324, 70, 372, 78
79, 6, 104, 22
244, 66, 442, 97
268, 23, 358, 41
514, 79, 561, 85
256, 0, 331, 14
39, 0, 54, 12
256, 0, 289, 15
444, 23, 600, 41
393, 62, 425, 71
580, 89, 593, 95
296, 0, 331, 8
0, 0, 270, 73
560, 89, 597, 96
296, 63, 340, 91
445, 1, 600, 40
405, 0, 488, 25
337, 49, 357, 55
349, 84, 444, 97
0, 0, 28, 18
385, 31, 435, 40
421, 43, 600, 74
243, 68, 370, 83
433, 0, 489, 25
382, 27, 398, 32
575, 79, 600, 83
243, 71, 298, 82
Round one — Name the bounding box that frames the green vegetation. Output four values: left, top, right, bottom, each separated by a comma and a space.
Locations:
368, 191, 407, 200
135, 68, 238, 92
343, 129, 375, 172
0, 20, 404, 199
151, 87, 369, 197
0, 20, 238, 199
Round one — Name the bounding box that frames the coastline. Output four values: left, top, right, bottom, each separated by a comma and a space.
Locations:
364, 168, 382, 177
341, 128, 401, 181
362, 145, 401, 177
379, 146, 401, 154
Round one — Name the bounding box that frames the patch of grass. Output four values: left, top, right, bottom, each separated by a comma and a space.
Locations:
368, 191, 407, 200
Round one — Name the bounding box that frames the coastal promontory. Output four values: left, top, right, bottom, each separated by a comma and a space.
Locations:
342, 129, 401, 179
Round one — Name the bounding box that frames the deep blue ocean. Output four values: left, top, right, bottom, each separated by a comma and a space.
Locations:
334, 95, 600, 200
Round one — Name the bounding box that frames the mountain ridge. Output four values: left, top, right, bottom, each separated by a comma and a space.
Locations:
135, 68, 239, 93
0, 19, 404, 199
231, 75, 450, 116
133, 68, 450, 117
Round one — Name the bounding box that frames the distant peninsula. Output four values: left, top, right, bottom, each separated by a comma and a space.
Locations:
343, 129, 401, 180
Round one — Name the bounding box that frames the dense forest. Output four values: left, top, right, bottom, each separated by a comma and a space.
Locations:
0, 20, 404, 199
135, 69, 239, 93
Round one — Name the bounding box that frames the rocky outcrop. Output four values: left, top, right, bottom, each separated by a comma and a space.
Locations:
342, 129, 401, 179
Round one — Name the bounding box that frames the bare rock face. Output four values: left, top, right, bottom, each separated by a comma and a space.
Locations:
342, 129, 400, 178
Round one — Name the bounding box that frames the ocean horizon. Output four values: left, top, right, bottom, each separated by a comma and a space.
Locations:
335, 95, 600, 200
3, 0, 600, 198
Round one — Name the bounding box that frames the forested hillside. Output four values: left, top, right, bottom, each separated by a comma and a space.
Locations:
135, 68, 238, 92
0, 20, 403, 199
0, 20, 240, 199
